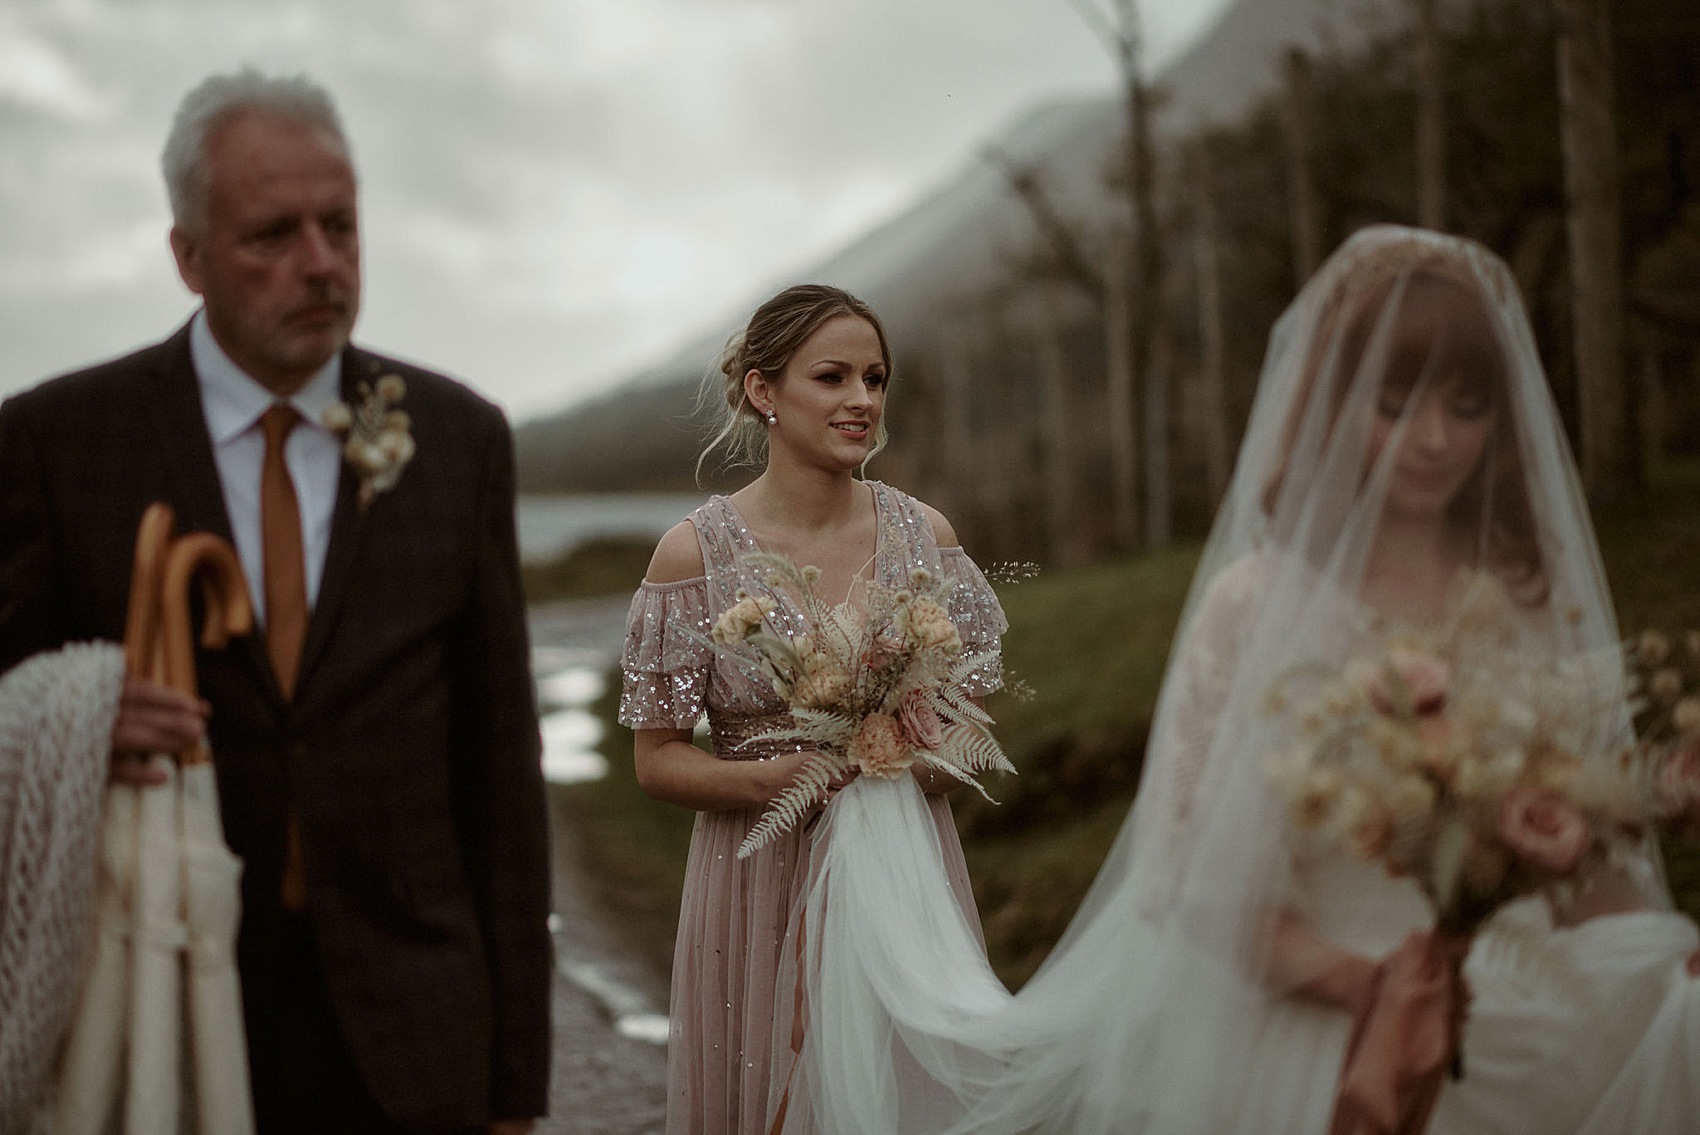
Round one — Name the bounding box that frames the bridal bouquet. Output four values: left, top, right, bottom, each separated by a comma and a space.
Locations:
1262, 574, 1655, 1134
1626, 628, 1700, 839
711, 552, 1014, 859
1262, 573, 1641, 933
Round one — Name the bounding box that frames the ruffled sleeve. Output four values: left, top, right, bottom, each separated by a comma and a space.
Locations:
940, 546, 1008, 697
617, 577, 715, 729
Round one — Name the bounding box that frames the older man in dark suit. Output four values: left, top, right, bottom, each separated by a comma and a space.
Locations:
0, 70, 552, 1133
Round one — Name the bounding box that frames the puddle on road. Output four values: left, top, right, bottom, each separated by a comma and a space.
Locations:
535, 651, 673, 1046
535, 660, 610, 785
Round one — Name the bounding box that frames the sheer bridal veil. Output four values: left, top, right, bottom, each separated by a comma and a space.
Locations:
772, 225, 1670, 1135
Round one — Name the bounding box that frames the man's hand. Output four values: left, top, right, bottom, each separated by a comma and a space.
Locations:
110, 675, 208, 786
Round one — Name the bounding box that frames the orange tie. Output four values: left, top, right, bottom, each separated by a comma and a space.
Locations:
261, 404, 311, 910
260, 404, 307, 698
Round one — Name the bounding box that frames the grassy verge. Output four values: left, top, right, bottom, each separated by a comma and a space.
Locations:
564, 460, 1700, 988
523, 536, 656, 604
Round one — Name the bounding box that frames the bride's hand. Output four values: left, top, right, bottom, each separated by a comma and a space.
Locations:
1263, 907, 1378, 1013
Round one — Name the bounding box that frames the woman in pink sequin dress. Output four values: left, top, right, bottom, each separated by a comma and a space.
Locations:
617, 284, 1008, 1135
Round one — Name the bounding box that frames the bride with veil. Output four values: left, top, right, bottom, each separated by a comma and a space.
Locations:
771, 225, 1700, 1134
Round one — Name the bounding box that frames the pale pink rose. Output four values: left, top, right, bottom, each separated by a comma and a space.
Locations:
849, 713, 914, 779
1656, 741, 1700, 840
862, 631, 906, 673
1498, 784, 1591, 873
895, 691, 944, 752
1347, 648, 1450, 716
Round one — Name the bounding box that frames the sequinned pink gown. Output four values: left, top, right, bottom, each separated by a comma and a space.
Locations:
618, 482, 1007, 1135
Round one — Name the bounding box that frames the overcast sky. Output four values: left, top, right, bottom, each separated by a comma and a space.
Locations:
1, 0, 1232, 421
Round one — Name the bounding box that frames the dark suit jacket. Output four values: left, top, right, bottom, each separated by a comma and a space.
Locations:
0, 323, 553, 1126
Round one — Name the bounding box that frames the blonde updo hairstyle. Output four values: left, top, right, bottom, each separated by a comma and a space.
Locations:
696, 283, 893, 480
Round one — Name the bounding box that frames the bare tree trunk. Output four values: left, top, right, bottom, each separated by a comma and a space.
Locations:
1117, 0, 1168, 550
1414, 0, 1446, 230
1556, 0, 1632, 496
1064, 0, 1163, 551
1283, 47, 1322, 287
1104, 224, 1139, 549
1191, 143, 1232, 505
1028, 291, 1084, 566
935, 320, 978, 523
1144, 311, 1172, 549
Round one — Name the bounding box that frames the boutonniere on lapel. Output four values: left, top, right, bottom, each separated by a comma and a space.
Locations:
322, 372, 416, 509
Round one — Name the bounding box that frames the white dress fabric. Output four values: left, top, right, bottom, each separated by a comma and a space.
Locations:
773, 226, 1700, 1134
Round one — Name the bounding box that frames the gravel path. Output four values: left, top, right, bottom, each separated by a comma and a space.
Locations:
536, 784, 671, 1134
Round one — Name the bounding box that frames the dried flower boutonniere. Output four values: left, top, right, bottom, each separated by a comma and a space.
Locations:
323, 373, 416, 509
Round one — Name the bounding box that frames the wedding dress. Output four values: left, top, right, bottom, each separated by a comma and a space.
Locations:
772, 226, 1700, 1134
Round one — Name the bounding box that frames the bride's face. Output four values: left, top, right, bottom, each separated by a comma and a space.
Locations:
1367, 370, 1497, 522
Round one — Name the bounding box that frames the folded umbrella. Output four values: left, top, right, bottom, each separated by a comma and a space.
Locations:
54, 504, 255, 1135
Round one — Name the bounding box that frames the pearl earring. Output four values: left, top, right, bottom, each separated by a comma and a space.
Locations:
764, 409, 777, 426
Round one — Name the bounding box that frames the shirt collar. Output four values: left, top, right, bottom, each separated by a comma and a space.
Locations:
191, 310, 345, 444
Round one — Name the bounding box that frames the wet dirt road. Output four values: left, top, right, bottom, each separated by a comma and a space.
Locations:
531, 598, 670, 1134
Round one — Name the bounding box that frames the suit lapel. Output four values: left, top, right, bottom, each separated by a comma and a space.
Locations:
141, 322, 278, 689
295, 347, 375, 694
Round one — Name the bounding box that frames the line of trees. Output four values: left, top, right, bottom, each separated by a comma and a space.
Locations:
874, 0, 1699, 565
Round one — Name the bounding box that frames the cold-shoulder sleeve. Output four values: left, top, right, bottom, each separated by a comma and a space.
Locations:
940, 546, 1008, 697
618, 577, 715, 729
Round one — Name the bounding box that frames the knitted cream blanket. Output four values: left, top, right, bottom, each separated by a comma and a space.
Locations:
0, 643, 126, 1131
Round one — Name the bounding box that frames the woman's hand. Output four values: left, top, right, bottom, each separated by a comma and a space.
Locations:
1263, 907, 1378, 1013
759, 750, 857, 809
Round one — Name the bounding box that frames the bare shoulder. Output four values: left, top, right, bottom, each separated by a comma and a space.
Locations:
914, 499, 960, 549
644, 519, 706, 584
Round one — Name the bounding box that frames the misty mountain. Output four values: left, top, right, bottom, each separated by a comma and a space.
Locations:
514, 0, 1394, 493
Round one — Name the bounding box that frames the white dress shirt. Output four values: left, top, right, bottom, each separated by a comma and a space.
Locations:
191, 311, 344, 630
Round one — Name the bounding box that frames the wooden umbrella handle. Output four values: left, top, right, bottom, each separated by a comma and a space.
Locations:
121, 503, 255, 762
160, 532, 253, 706
122, 503, 177, 679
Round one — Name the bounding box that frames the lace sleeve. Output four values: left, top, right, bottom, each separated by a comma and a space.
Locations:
940, 546, 1009, 697
617, 578, 714, 730
1135, 557, 1264, 914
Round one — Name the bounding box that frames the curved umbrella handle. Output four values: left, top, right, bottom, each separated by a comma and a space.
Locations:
122, 503, 176, 679
160, 532, 253, 763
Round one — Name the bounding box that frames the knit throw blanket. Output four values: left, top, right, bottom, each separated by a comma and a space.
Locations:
0, 644, 126, 1131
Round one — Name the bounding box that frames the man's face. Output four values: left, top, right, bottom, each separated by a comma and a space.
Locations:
171, 110, 360, 396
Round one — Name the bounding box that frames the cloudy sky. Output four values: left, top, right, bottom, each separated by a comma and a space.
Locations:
2, 0, 1232, 421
